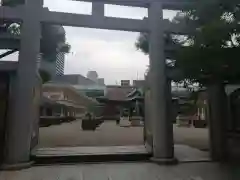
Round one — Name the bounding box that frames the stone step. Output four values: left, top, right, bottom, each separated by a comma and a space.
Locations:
31, 146, 151, 165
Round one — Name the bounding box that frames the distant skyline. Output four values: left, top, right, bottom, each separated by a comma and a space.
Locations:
1, 0, 177, 85
44, 0, 177, 84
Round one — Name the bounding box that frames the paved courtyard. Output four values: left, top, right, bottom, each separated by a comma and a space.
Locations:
2, 120, 234, 180
38, 120, 209, 150
0, 162, 235, 180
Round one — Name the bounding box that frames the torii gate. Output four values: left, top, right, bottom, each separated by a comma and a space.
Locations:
0, 0, 194, 167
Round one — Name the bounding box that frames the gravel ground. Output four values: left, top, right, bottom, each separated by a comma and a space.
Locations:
38, 120, 209, 150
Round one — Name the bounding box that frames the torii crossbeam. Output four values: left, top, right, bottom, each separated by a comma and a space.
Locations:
0, 0, 194, 168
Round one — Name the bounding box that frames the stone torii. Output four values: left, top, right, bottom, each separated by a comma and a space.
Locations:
0, 0, 194, 168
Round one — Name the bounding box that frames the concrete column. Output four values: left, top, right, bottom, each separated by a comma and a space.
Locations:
148, 2, 176, 164
3, 0, 42, 168
207, 83, 227, 161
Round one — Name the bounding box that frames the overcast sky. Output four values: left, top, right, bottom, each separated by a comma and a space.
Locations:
2, 0, 177, 85
45, 0, 179, 84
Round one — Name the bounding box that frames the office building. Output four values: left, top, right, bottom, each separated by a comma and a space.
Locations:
40, 25, 66, 78
55, 52, 65, 76
50, 74, 106, 98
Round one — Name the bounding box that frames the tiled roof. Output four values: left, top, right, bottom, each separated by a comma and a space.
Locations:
105, 86, 135, 101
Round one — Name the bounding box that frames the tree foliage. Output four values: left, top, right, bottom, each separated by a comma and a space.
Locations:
1, 0, 71, 57
39, 69, 51, 84
136, 0, 240, 86
1, 0, 24, 6
41, 24, 71, 60
1, 0, 71, 82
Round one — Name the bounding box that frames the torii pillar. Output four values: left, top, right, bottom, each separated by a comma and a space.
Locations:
148, 2, 177, 164
3, 0, 42, 169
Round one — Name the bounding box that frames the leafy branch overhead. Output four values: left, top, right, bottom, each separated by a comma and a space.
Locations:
136, 0, 240, 85
1, 0, 71, 58
1, 0, 25, 6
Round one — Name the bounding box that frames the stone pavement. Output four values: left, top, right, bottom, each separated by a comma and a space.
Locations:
32, 145, 210, 163
0, 162, 235, 180
33, 145, 148, 157
38, 121, 208, 150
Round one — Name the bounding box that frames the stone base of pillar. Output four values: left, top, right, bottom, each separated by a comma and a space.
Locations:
0, 161, 34, 170
151, 157, 178, 165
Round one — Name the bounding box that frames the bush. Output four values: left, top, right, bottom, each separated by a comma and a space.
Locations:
81, 119, 104, 131
39, 116, 76, 127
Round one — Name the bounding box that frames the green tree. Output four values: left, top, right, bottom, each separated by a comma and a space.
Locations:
1, 0, 71, 56
41, 24, 71, 60
136, 0, 240, 86
137, 2, 240, 159
1, 0, 71, 82
39, 69, 51, 84
1, 0, 24, 6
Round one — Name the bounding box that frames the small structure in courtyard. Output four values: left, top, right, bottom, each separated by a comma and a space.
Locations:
96, 88, 144, 127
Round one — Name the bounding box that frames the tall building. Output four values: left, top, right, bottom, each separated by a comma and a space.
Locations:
40, 25, 66, 78
87, 71, 98, 82
97, 78, 105, 85
40, 52, 65, 77
50, 74, 106, 98
86, 71, 105, 85
55, 25, 66, 76
121, 80, 130, 86
56, 52, 65, 76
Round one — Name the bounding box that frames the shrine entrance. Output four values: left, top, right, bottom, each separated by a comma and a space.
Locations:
0, 0, 192, 167
34, 27, 148, 162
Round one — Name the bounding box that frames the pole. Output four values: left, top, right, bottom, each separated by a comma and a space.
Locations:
148, 1, 176, 164
3, 0, 42, 169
